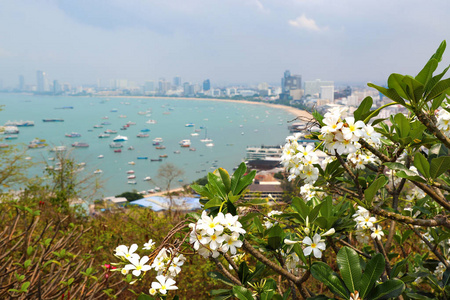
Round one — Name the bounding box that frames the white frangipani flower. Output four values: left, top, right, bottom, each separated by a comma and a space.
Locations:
151, 275, 178, 295
303, 234, 326, 258
124, 255, 152, 277
115, 244, 139, 260
371, 225, 384, 240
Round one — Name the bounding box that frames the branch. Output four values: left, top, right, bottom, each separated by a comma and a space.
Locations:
369, 206, 450, 229
210, 257, 242, 286
415, 109, 450, 149
359, 139, 390, 162
335, 151, 363, 197
408, 225, 450, 268
412, 181, 450, 211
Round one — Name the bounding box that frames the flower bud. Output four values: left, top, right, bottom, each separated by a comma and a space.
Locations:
304, 227, 310, 235
322, 228, 335, 237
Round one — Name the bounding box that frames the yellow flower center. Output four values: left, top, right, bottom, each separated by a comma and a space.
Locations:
136, 265, 142, 270
311, 243, 317, 248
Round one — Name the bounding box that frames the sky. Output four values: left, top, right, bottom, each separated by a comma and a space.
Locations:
1, 0, 450, 88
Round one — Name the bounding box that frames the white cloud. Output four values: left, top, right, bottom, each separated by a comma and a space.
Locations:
288, 14, 327, 31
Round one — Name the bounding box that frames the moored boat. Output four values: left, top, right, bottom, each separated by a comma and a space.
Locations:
109, 142, 123, 148
113, 135, 128, 142
114, 149, 122, 153
43, 119, 64, 122
136, 133, 149, 138
71, 142, 89, 148
65, 132, 81, 138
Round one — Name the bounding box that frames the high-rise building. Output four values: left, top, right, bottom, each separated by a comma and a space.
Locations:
304, 79, 334, 97
203, 79, 211, 91
36, 70, 49, 92
173, 76, 182, 87
320, 85, 334, 102
144, 81, 155, 94
18, 75, 24, 91
282, 71, 301, 93
53, 80, 62, 94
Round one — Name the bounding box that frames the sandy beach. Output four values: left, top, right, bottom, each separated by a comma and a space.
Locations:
110, 95, 313, 120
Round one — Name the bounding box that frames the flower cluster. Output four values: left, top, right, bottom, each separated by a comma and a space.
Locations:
281, 138, 320, 183
263, 210, 283, 229
437, 103, 450, 137
347, 150, 377, 170
189, 211, 246, 258
113, 242, 183, 297
319, 107, 381, 155
353, 206, 384, 240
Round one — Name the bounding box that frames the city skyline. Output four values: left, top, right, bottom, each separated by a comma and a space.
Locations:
1, 1, 450, 87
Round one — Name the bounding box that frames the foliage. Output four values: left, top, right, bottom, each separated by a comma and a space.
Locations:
116, 191, 144, 201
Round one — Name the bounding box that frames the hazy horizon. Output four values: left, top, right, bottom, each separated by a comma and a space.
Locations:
1, 1, 450, 88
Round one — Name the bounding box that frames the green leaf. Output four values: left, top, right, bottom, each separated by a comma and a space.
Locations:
360, 253, 385, 299
291, 197, 309, 220
136, 294, 154, 300
267, 224, 284, 250
367, 279, 405, 300
20, 281, 30, 292
393, 113, 410, 138
354, 97, 373, 121
218, 168, 231, 193
388, 74, 409, 100
310, 262, 349, 299
414, 152, 430, 178
336, 247, 362, 293
232, 286, 254, 300
403, 76, 424, 103
430, 156, 450, 179
247, 262, 266, 282
425, 65, 450, 97
234, 170, 256, 195
230, 163, 247, 194
426, 77, 450, 101
367, 83, 406, 105
208, 272, 234, 286
204, 197, 223, 209
364, 176, 388, 204
313, 110, 325, 126
431, 40, 446, 63
238, 262, 250, 284
416, 58, 439, 85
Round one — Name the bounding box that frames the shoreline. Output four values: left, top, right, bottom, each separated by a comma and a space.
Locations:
108, 95, 312, 120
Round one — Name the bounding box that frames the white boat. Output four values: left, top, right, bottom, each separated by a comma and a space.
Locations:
200, 128, 212, 143
109, 142, 123, 148
128, 161, 135, 165
179, 139, 191, 147
127, 170, 135, 174
113, 135, 128, 142
143, 176, 152, 181
191, 133, 199, 136
98, 155, 104, 159
206, 143, 214, 147
146, 120, 157, 124
50, 146, 67, 152
127, 180, 137, 185
98, 133, 110, 138
185, 123, 195, 127
153, 137, 163, 143
127, 175, 136, 179
94, 169, 103, 174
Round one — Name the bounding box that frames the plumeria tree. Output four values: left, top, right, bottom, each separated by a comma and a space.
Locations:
111, 42, 450, 299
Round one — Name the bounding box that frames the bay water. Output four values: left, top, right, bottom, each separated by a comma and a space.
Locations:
0, 94, 295, 198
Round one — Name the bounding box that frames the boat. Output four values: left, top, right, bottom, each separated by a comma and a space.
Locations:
114, 149, 122, 153
119, 115, 127, 118
43, 119, 64, 122
65, 132, 81, 138
128, 161, 135, 165
127, 121, 136, 125
49, 146, 67, 152
98, 155, 104, 159
113, 135, 128, 142
127, 170, 135, 174
159, 154, 168, 158
93, 125, 103, 128
3, 126, 19, 134
191, 133, 199, 136
151, 158, 163, 162
137, 156, 148, 160
28, 138, 47, 149
200, 128, 213, 143
55, 106, 73, 109
185, 123, 195, 127
5, 135, 18, 140
155, 146, 166, 150
189, 148, 196, 151
127, 175, 136, 179
206, 143, 214, 147
153, 137, 163, 143
101, 122, 111, 125
179, 139, 191, 147
136, 133, 149, 138
128, 146, 134, 150
143, 177, 152, 181
174, 150, 181, 154
5, 120, 35, 127
110, 109, 118, 112
71, 142, 89, 148
98, 134, 110, 138
154, 187, 161, 192
140, 129, 151, 132
127, 180, 137, 185
105, 129, 117, 134
0, 144, 9, 148
102, 116, 109, 119
94, 169, 103, 174
109, 142, 123, 148
146, 120, 157, 124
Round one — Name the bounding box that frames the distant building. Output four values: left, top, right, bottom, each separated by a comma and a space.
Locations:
173, 76, 182, 87
203, 79, 211, 91
320, 85, 334, 102
114, 79, 128, 90
36, 70, 49, 92
144, 81, 155, 94
280, 70, 301, 100
18, 75, 24, 91
53, 80, 62, 94
304, 79, 334, 97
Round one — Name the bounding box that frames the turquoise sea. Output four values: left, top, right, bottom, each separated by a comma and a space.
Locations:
0, 94, 295, 197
